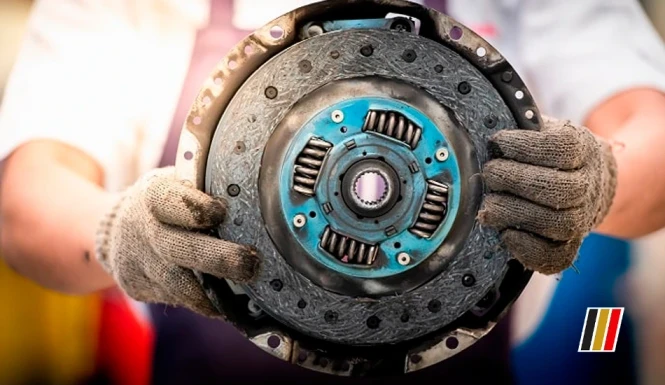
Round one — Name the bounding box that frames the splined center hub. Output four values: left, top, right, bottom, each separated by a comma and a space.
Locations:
342, 159, 400, 218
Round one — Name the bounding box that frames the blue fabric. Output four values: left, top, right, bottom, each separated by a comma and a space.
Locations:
512, 234, 636, 385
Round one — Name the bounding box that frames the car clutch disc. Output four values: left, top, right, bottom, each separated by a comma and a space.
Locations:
175, 0, 542, 376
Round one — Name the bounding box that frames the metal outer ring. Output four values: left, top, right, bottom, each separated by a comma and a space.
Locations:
174, 0, 541, 376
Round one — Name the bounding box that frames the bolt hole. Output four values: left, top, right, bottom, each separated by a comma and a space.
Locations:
428, 299, 442, 313
403, 180, 407, 184
425, 157, 432, 164
394, 242, 401, 248
184, 151, 193, 160
228, 60, 237, 69
244, 45, 254, 55
450, 26, 463, 40
297, 299, 307, 309
214, 77, 223, 86
374, 219, 379, 224
362, 151, 367, 156
366, 316, 381, 329
267, 335, 281, 349
445, 336, 459, 349
340, 126, 347, 133
397, 195, 403, 202
309, 211, 316, 218
202, 96, 211, 105
270, 279, 283, 292
193, 116, 202, 125
334, 192, 339, 196
356, 214, 365, 220
378, 156, 386, 162
269, 25, 284, 39
400, 313, 410, 323
324, 310, 338, 323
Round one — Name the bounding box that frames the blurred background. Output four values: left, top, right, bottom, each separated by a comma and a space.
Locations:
1, 1, 664, 385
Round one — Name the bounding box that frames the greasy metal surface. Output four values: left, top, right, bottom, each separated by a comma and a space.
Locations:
176, 0, 541, 375
206, 29, 511, 344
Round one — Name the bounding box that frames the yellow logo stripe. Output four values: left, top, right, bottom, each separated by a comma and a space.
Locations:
592, 308, 610, 351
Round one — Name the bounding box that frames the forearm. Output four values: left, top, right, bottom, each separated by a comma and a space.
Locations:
0, 141, 117, 294
586, 89, 665, 238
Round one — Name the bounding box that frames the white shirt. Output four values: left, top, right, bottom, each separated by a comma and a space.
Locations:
2, 0, 665, 346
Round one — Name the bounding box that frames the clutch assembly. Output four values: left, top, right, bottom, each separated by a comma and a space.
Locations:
175, 0, 542, 376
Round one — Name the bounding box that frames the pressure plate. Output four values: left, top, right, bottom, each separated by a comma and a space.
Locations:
175, 0, 542, 376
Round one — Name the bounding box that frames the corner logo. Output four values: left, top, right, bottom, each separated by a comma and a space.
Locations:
578, 307, 624, 352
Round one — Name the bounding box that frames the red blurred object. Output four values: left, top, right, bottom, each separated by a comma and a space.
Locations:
96, 289, 154, 385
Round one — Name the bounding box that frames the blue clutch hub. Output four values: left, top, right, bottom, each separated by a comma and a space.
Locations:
174, 0, 543, 376
278, 97, 462, 281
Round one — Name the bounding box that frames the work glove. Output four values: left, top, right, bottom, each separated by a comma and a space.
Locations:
95, 167, 260, 317
478, 116, 617, 275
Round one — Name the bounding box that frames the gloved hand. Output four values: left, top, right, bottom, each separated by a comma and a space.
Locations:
478, 116, 617, 275
95, 167, 260, 317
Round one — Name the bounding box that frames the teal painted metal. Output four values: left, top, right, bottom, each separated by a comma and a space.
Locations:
279, 97, 461, 278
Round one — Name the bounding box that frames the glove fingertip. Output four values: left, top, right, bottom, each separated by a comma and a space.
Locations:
232, 247, 262, 283
487, 138, 505, 159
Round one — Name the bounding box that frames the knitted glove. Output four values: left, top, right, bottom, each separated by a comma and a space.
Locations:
95, 167, 260, 317
479, 116, 617, 274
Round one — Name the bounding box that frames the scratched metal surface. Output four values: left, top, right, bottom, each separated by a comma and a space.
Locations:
205, 28, 517, 345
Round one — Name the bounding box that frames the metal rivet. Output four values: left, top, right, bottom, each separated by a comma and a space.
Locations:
525, 110, 535, 119
458, 81, 471, 95
330, 50, 340, 59
293, 214, 307, 228
501, 71, 513, 83
299, 60, 312, 73
484, 115, 498, 128
366, 316, 381, 329
270, 279, 283, 292
297, 352, 308, 363
410, 354, 422, 364
462, 274, 476, 287
476, 47, 487, 57
267, 335, 281, 349
360, 45, 374, 57
324, 310, 338, 324
227, 184, 240, 197
331, 110, 344, 123
234, 141, 246, 154
515, 90, 524, 100
428, 299, 442, 313
397, 252, 411, 266
265, 86, 278, 99
402, 49, 417, 63
233, 217, 243, 226
434, 64, 443, 73
435, 148, 449, 162
297, 299, 307, 309
307, 24, 324, 37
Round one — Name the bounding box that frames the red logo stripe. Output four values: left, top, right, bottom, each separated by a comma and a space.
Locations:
603, 308, 623, 351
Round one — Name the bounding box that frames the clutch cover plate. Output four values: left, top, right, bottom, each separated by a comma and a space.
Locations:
175, 0, 542, 376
